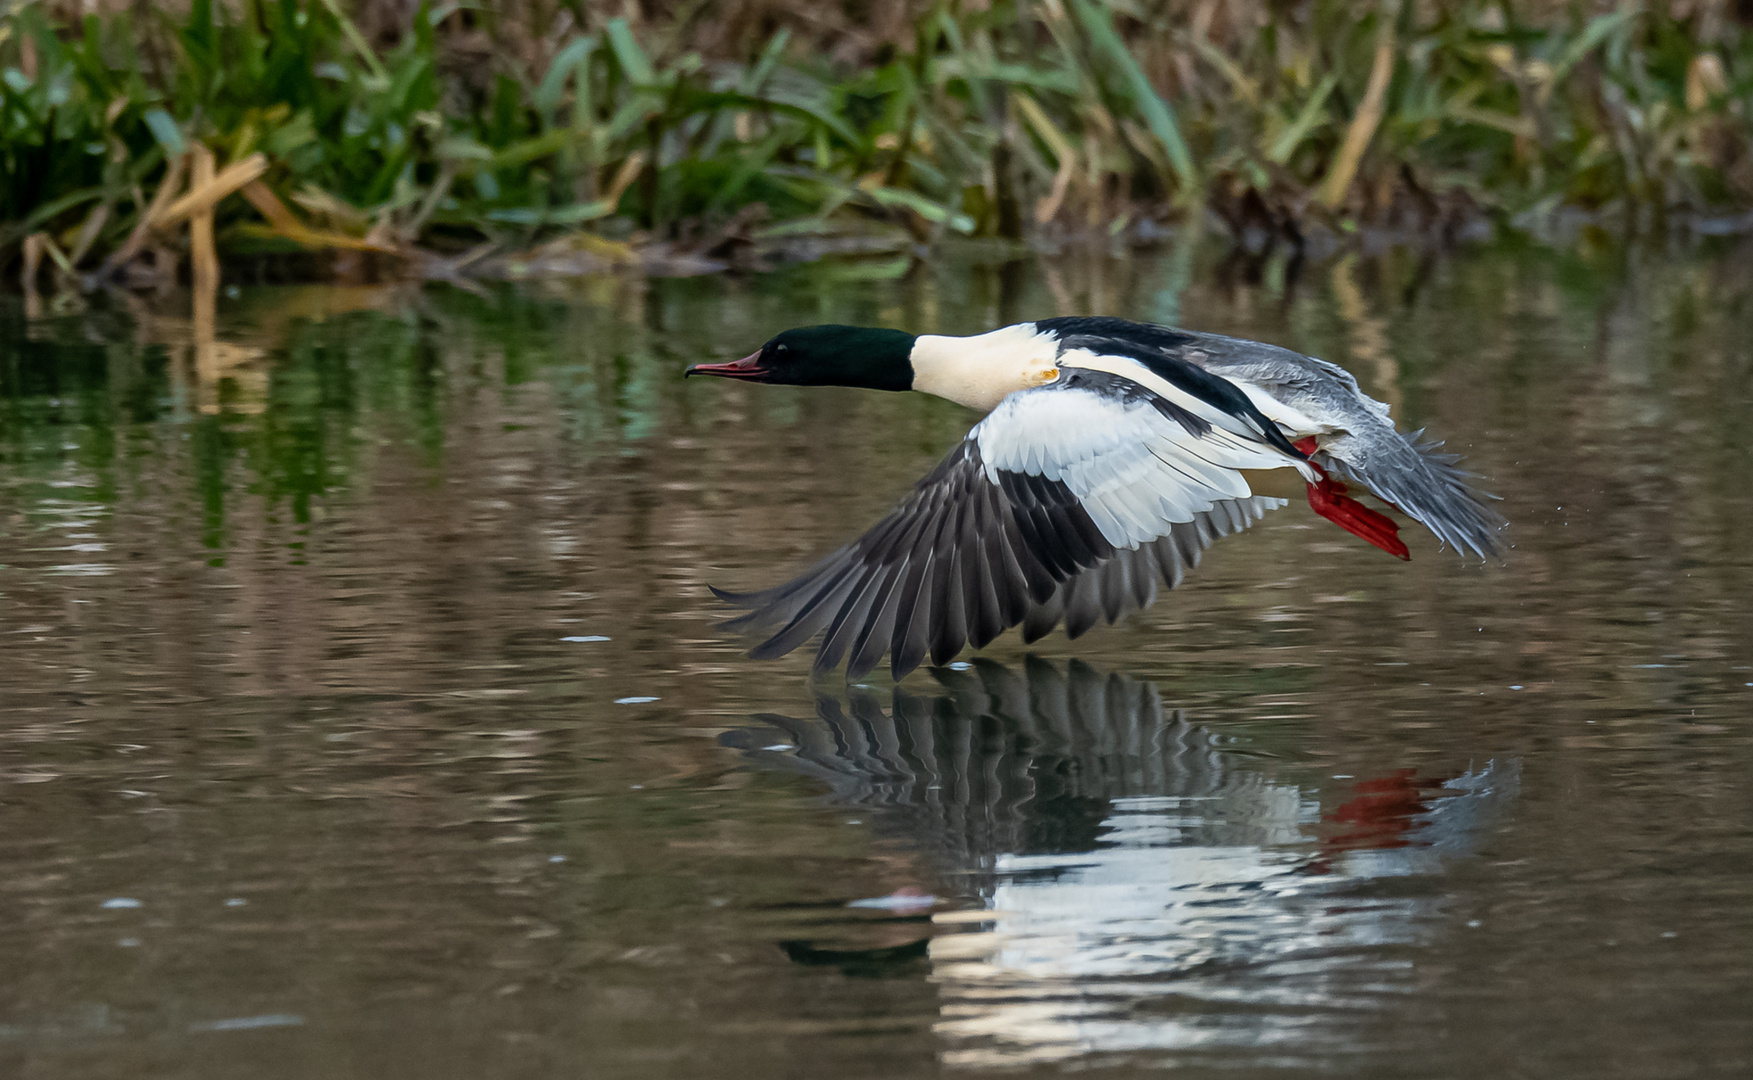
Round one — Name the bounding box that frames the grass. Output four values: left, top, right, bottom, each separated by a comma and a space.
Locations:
3, 0, 1752, 288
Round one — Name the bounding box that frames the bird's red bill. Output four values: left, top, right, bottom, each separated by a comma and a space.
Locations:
684, 350, 766, 379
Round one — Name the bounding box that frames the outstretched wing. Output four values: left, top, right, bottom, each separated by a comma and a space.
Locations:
712, 370, 1298, 679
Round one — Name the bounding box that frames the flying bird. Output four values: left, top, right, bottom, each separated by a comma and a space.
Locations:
686, 317, 1502, 678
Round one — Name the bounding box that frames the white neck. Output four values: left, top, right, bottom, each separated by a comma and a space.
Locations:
908, 324, 1062, 412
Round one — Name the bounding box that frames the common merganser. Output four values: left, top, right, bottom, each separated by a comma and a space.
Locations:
686, 317, 1503, 678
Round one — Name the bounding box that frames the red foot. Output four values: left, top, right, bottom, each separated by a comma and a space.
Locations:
1309, 477, 1410, 559
1293, 437, 1410, 560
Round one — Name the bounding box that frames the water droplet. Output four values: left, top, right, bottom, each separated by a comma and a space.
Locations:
224, 898, 247, 907
102, 898, 141, 909
548, 855, 566, 863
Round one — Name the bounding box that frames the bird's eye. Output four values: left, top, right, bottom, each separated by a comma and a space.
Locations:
775, 344, 789, 353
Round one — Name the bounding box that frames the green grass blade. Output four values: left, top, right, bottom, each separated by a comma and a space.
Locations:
1266, 72, 1338, 164
605, 18, 656, 87
486, 199, 613, 226
1548, 8, 1637, 85
863, 185, 975, 233
315, 0, 389, 87
143, 108, 187, 156
1068, 0, 1198, 192
743, 28, 791, 94
538, 36, 595, 117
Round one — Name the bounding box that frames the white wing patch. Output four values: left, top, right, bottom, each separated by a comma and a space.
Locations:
975, 383, 1298, 550
1235, 381, 1326, 437
1059, 348, 1272, 444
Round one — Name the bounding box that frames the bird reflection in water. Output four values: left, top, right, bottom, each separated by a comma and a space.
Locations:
725, 658, 1518, 1068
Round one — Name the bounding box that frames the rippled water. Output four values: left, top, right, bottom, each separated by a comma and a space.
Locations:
2, 245, 1751, 1078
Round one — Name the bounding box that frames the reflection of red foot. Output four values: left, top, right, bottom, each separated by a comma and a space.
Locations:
1328, 769, 1431, 846
1292, 437, 1410, 560
1308, 770, 1442, 872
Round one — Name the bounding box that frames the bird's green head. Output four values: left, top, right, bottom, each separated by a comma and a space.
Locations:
685, 324, 917, 392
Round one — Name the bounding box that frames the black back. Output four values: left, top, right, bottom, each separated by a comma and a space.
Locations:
1037, 316, 1305, 458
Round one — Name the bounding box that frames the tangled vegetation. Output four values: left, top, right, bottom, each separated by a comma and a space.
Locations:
3, 0, 1751, 286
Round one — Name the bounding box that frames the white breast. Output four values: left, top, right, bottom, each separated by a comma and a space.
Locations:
909, 324, 1062, 411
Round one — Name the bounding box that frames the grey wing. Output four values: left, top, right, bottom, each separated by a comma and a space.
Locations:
1319, 429, 1504, 558
1020, 495, 1285, 643
1184, 331, 1505, 558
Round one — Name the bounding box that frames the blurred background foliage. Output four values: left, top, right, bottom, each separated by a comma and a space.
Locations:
3, 0, 1752, 282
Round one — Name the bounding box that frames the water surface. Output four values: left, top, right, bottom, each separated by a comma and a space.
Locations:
1, 244, 1750, 1078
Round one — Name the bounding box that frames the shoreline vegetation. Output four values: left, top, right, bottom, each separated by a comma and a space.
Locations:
4, 0, 1753, 297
